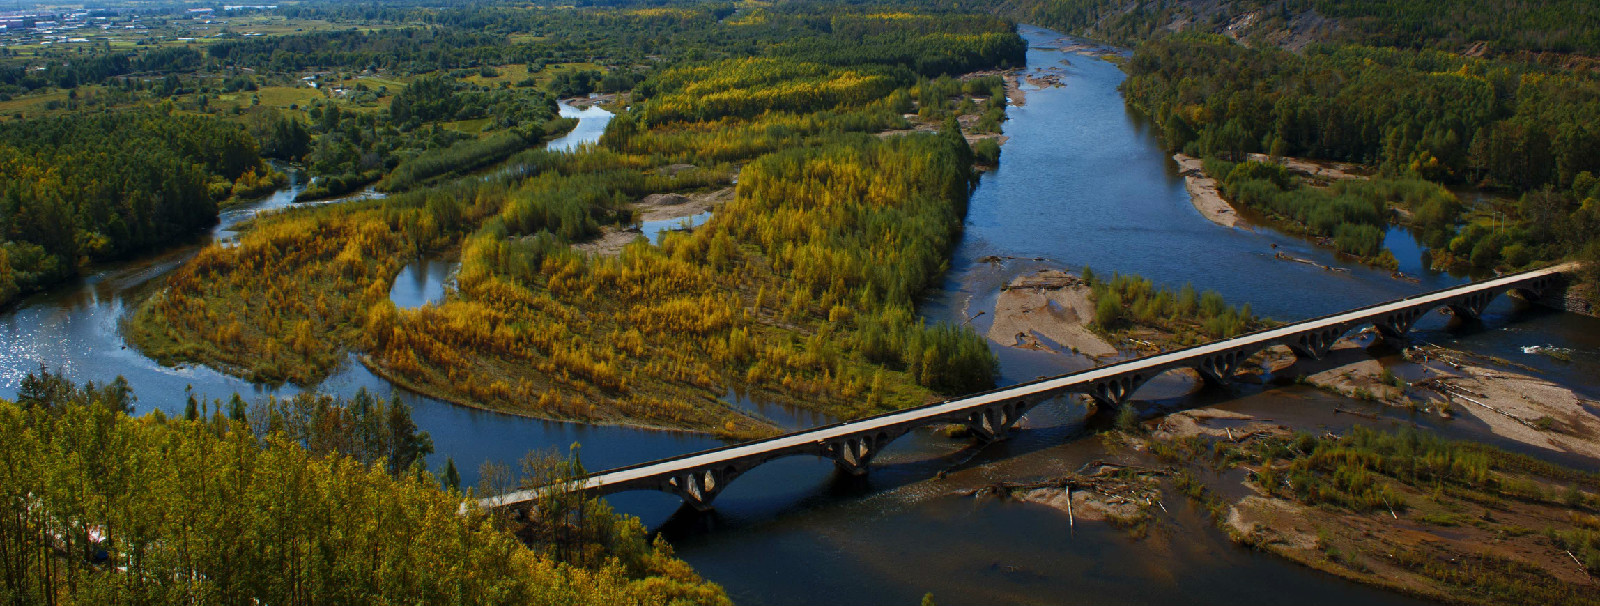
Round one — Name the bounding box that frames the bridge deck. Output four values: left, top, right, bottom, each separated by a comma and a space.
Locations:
483, 264, 1571, 509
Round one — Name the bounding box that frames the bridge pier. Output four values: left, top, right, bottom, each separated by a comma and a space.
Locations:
825, 431, 904, 475
1196, 349, 1250, 385
1444, 290, 1498, 321
665, 466, 743, 512
1088, 373, 1148, 408
963, 399, 1037, 442
1510, 273, 1562, 303
1375, 307, 1428, 343
1287, 324, 1350, 360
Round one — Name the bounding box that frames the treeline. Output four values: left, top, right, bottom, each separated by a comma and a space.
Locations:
380, 122, 576, 192
388, 74, 564, 132
1310, 0, 1600, 55
635, 59, 903, 126
1123, 35, 1600, 274
128, 199, 419, 385
0, 110, 270, 307
772, 20, 1025, 76
1003, 0, 1600, 56
291, 83, 565, 200
362, 132, 994, 434
207, 28, 527, 73
1440, 176, 1600, 273
1124, 36, 1600, 192
208, 3, 1024, 79
0, 46, 203, 93
0, 374, 729, 605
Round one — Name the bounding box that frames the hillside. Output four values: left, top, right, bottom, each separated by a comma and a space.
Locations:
1005, 0, 1600, 56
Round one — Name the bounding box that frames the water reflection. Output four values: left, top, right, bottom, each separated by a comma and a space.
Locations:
545, 102, 614, 153
389, 257, 455, 309
642, 210, 713, 244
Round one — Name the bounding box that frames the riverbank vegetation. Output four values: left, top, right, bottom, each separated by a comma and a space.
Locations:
1119, 34, 1600, 273
1082, 267, 1266, 347
1201, 157, 1468, 267
1084, 18, 1598, 294
999, 0, 1600, 296
1009, 0, 1600, 56
1231, 427, 1600, 606
0, 373, 727, 605
1099, 408, 1600, 606
127, 6, 1021, 437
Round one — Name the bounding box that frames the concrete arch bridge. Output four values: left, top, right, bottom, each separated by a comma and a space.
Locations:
481, 265, 1573, 513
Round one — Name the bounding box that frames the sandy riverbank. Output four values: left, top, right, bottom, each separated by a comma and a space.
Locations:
958, 69, 1028, 106
1173, 153, 1244, 228
986, 269, 1118, 358
1283, 338, 1600, 461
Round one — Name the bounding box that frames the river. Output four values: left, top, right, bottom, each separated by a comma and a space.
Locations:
2, 28, 1598, 605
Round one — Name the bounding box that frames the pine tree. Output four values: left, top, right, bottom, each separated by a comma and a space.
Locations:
228, 393, 248, 422
386, 394, 433, 475
442, 457, 461, 493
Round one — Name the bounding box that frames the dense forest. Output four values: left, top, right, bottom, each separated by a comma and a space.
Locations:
125, 6, 1021, 437
0, 111, 272, 307
0, 372, 727, 604
1006, 0, 1600, 55
1002, 0, 1600, 289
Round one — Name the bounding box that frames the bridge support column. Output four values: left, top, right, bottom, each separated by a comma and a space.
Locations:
1509, 274, 1562, 303
665, 467, 742, 512
1288, 325, 1349, 360
1197, 350, 1246, 385
1087, 374, 1147, 409
827, 434, 888, 475
1445, 290, 1498, 321
964, 399, 1037, 442
1375, 307, 1428, 343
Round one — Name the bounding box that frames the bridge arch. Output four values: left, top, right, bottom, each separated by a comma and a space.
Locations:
480, 266, 1575, 515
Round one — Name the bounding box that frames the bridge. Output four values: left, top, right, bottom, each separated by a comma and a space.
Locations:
481, 265, 1574, 513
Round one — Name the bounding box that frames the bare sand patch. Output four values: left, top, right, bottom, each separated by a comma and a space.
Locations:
1227, 496, 1321, 551
573, 187, 735, 257
986, 269, 1117, 357
1284, 337, 1600, 461
963, 461, 1168, 527
1150, 408, 1292, 443
637, 187, 733, 222
1415, 353, 1600, 461
1246, 153, 1369, 181
1173, 153, 1244, 228
570, 228, 641, 257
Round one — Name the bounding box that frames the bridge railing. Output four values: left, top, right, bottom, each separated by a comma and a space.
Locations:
570, 265, 1566, 483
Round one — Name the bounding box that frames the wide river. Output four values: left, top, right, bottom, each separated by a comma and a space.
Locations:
3, 26, 1598, 605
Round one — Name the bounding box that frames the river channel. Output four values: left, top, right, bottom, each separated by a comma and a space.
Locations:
2, 26, 1598, 605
